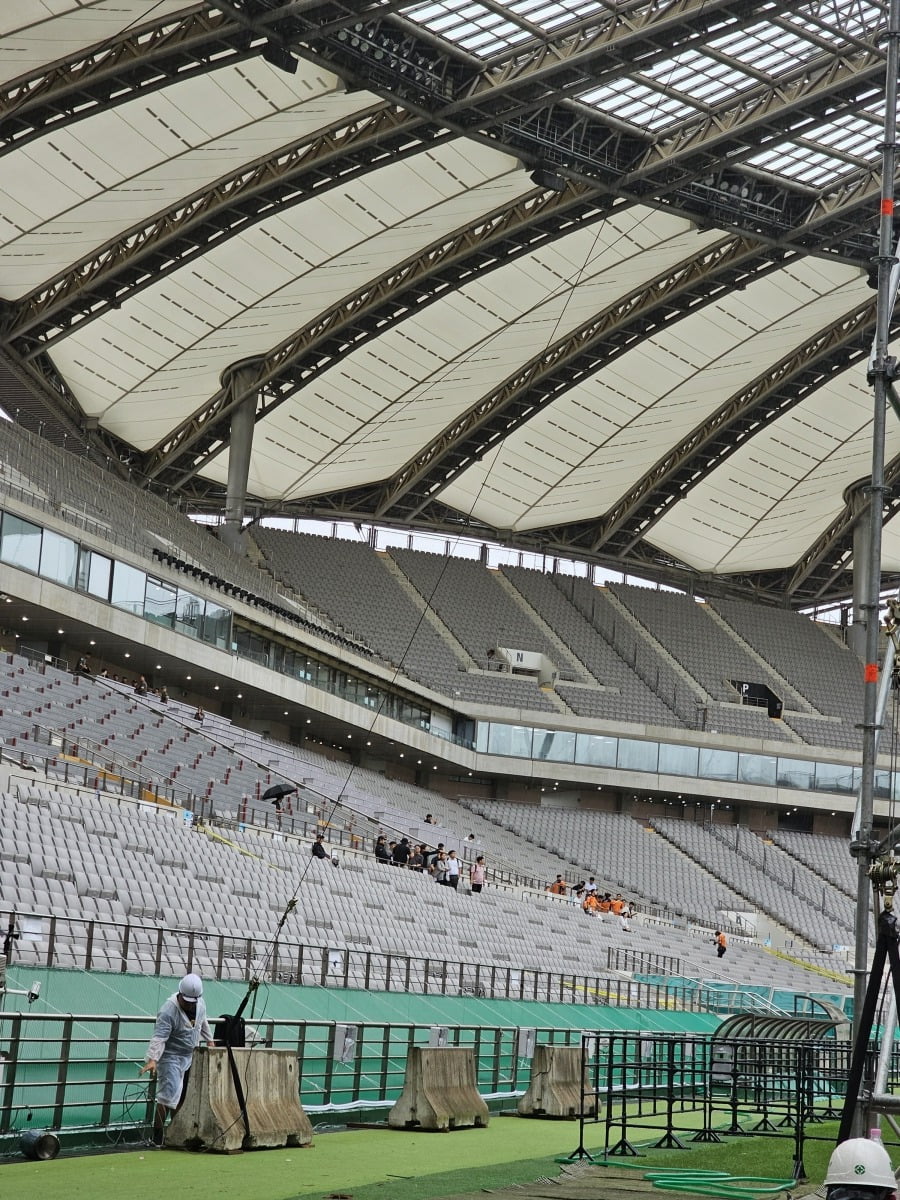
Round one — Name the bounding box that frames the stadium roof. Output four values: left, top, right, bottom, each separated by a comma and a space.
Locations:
1, 0, 899, 606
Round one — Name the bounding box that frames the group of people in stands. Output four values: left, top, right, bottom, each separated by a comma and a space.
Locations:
547, 875, 635, 929
372, 834, 486, 892
75, 657, 172, 704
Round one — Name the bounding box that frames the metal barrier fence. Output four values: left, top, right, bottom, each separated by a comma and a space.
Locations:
7, 913, 731, 1010
573, 1031, 873, 1174
0, 1012, 580, 1139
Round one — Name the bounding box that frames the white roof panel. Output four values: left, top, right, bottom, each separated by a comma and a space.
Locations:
648, 362, 882, 572
439, 258, 864, 530
0, 1, 193, 86
49, 137, 532, 448
201, 208, 717, 500
0, 58, 371, 298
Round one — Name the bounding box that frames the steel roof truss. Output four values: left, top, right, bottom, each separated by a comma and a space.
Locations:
5, 103, 435, 352
144, 182, 609, 485
376, 236, 787, 524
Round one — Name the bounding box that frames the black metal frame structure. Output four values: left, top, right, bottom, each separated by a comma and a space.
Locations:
1, 1, 897, 606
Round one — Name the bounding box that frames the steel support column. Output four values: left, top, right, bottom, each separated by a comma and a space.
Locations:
849, 485, 871, 658
849, 0, 900, 1120
221, 372, 257, 554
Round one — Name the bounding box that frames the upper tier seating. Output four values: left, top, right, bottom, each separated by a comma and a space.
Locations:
253, 531, 557, 712
609, 584, 809, 711
710, 598, 897, 753
388, 549, 579, 676
501, 567, 684, 727
0, 420, 347, 645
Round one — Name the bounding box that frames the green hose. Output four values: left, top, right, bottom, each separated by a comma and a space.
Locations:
647, 1171, 795, 1197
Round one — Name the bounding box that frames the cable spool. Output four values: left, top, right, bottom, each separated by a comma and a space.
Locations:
19, 1130, 60, 1160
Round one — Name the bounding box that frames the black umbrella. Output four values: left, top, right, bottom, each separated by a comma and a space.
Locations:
262, 783, 298, 805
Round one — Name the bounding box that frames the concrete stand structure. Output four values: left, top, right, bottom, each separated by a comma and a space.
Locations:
388, 1047, 490, 1131
517, 1045, 597, 1119
165, 1048, 313, 1153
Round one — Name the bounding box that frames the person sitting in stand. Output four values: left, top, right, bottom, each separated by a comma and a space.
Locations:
193, 706, 205, 722
374, 835, 391, 862
135, 675, 148, 696
598, 893, 612, 915
583, 891, 601, 915
311, 834, 329, 860
75, 655, 91, 675
547, 875, 567, 896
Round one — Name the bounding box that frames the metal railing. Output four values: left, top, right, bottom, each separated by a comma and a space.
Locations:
0, 1012, 582, 1139
6, 912, 752, 1013
578, 1030, 862, 1166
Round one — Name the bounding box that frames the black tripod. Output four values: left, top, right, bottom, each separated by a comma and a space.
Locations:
838, 901, 900, 1143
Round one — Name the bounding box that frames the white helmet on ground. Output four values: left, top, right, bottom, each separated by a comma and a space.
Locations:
178, 973, 203, 1001
825, 1139, 896, 1192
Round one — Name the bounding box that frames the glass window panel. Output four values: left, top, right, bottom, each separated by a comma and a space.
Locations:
1, 513, 41, 573
110, 561, 146, 616
144, 577, 176, 628
39, 529, 77, 588
738, 753, 776, 787
575, 732, 617, 768
232, 625, 269, 664
175, 589, 204, 639
476, 724, 490, 753
812, 761, 857, 794
698, 747, 738, 782
487, 724, 533, 757
85, 551, 111, 600
617, 739, 659, 773
658, 743, 700, 777
76, 547, 90, 593
201, 600, 230, 649
875, 769, 891, 800
532, 728, 575, 762
776, 757, 816, 791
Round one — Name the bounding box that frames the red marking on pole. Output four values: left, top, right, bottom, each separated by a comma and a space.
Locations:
882, 199, 895, 215
865, 662, 879, 682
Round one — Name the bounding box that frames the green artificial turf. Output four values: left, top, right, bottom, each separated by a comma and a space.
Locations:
0, 1114, 882, 1200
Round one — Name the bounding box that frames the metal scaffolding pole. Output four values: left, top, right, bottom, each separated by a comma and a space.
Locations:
851, 0, 900, 1122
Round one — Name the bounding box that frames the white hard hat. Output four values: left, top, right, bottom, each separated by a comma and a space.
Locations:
178, 973, 203, 1001
825, 1139, 896, 1191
